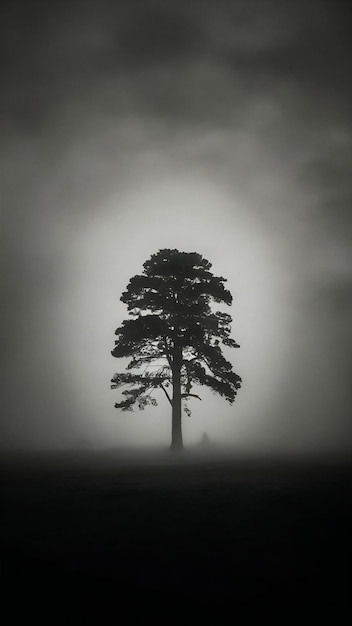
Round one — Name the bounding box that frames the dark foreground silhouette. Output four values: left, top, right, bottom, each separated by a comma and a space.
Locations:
1, 447, 352, 616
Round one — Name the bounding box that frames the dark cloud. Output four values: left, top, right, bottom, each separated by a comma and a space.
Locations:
2, 0, 351, 130
112, 3, 204, 67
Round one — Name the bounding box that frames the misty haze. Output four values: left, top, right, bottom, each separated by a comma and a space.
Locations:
1, 0, 352, 615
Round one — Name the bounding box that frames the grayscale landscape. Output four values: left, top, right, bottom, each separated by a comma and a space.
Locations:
1, 0, 352, 617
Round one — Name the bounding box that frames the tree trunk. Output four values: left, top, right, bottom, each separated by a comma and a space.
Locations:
170, 343, 183, 451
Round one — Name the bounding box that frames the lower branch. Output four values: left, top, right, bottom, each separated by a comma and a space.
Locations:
181, 393, 202, 401
160, 384, 173, 406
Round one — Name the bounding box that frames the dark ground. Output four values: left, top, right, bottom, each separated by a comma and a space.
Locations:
1, 447, 352, 617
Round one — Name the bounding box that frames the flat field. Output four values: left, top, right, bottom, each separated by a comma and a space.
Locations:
1, 448, 352, 614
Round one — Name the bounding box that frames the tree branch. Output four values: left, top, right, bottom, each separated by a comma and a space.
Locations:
181, 393, 202, 401
162, 336, 173, 367
160, 384, 173, 406
183, 355, 199, 363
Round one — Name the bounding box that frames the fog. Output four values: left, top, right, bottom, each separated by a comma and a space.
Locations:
1, 0, 352, 454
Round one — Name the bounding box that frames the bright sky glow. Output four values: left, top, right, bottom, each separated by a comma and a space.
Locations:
58, 168, 297, 448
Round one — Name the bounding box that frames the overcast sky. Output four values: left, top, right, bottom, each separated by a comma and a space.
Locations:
1, 0, 352, 452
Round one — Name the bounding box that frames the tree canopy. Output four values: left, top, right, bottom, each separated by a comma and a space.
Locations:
111, 249, 241, 449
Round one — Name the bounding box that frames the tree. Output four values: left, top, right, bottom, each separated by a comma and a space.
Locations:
111, 249, 241, 450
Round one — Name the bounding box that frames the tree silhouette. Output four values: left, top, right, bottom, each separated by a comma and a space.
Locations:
111, 249, 241, 450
